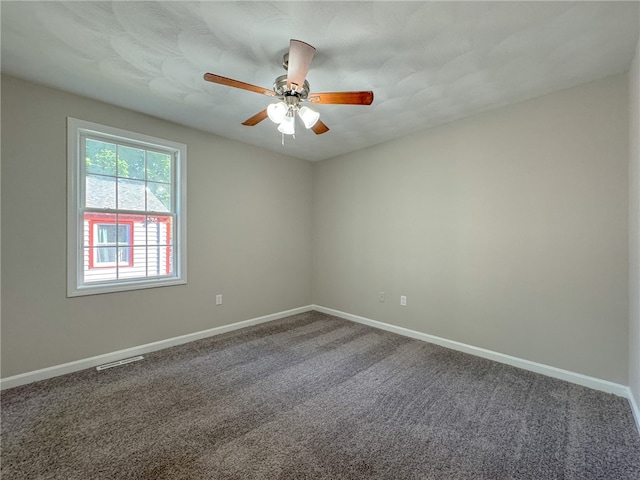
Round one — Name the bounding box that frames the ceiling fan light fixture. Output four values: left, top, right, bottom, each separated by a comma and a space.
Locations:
298, 106, 320, 129
267, 101, 287, 124
203, 39, 373, 140
277, 113, 296, 135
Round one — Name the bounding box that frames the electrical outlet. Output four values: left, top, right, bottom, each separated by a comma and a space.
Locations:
216, 294, 223, 305
379, 291, 385, 302
400, 295, 407, 307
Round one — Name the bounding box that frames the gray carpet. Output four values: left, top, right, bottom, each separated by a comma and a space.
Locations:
2, 310, 639, 479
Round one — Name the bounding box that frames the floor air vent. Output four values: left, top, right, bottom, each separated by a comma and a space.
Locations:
96, 356, 144, 371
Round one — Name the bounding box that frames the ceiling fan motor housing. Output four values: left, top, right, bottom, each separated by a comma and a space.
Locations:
273, 74, 310, 99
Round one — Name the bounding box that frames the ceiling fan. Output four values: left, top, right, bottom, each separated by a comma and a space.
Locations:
203, 39, 374, 141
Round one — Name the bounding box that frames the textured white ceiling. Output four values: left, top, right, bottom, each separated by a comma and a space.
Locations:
2, 1, 639, 161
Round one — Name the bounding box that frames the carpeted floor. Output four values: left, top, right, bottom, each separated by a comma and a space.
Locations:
2, 310, 639, 479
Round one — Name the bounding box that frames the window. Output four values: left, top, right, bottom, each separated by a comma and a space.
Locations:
67, 118, 187, 296
90, 220, 133, 268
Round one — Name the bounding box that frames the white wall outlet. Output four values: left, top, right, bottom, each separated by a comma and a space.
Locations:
400, 295, 407, 307
379, 291, 385, 302
216, 294, 223, 306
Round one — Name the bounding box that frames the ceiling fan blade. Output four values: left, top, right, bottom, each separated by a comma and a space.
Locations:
308, 91, 374, 105
242, 109, 268, 126
203, 73, 275, 97
311, 120, 330, 135
287, 39, 316, 92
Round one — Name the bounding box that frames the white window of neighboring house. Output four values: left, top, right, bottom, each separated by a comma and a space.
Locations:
93, 223, 131, 266
67, 117, 187, 297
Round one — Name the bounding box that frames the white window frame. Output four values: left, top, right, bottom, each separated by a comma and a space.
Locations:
67, 117, 187, 297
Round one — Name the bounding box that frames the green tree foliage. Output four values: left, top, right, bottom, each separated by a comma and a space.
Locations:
85, 140, 123, 177
147, 151, 171, 184
85, 139, 172, 209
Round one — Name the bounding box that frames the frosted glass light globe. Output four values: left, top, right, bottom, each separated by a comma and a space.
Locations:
298, 106, 320, 129
277, 114, 295, 135
267, 102, 287, 124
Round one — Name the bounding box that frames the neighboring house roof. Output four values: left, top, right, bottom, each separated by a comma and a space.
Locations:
86, 175, 168, 212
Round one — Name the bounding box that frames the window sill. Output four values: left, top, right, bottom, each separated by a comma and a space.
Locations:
67, 277, 187, 297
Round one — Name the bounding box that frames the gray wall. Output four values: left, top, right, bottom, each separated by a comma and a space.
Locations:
313, 74, 630, 384
1, 71, 634, 387
1, 75, 313, 378
630, 38, 640, 403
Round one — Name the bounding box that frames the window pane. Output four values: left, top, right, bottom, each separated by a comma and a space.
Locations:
159, 246, 174, 275
147, 182, 171, 212
118, 246, 130, 263
117, 178, 146, 211
83, 248, 118, 283
86, 175, 116, 209
118, 145, 145, 180
96, 245, 116, 263
83, 212, 116, 246
119, 247, 148, 279
143, 216, 173, 246
97, 224, 117, 243
143, 216, 159, 245
147, 151, 172, 183
159, 216, 173, 246
86, 139, 117, 176
117, 224, 130, 244
146, 246, 173, 276
131, 246, 148, 275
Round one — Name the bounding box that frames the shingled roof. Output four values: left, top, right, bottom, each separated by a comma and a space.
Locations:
86, 175, 168, 212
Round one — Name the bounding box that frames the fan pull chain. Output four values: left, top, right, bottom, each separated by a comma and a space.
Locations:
280, 133, 295, 146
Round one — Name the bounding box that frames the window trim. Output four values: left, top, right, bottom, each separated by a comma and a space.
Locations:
67, 117, 187, 297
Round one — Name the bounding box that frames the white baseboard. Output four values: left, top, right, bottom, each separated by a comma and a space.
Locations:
2, 302, 634, 413
313, 305, 630, 398
0, 305, 313, 390
628, 387, 640, 435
